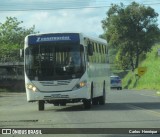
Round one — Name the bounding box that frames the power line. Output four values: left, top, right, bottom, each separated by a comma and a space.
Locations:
0, 6, 111, 12
0, 2, 160, 12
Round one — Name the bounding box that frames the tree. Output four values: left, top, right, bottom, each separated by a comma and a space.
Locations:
0, 17, 37, 62
102, 2, 160, 71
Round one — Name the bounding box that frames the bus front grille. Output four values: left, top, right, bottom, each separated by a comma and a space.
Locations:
39, 80, 72, 86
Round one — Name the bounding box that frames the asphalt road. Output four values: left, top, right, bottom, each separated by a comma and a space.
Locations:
0, 89, 160, 137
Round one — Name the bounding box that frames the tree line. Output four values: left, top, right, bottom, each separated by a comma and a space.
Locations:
0, 2, 160, 72
0, 17, 37, 62
101, 2, 160, 71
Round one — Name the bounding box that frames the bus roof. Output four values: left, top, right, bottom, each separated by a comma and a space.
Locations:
26, 32, 107, 45
82, 34, 107, 45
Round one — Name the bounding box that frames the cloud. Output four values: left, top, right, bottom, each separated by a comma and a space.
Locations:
0, 0, 106, 36
0, 0, 160, 37
20, 8, 106, 36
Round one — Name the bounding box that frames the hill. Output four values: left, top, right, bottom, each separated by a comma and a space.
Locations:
122, 44, 160, 90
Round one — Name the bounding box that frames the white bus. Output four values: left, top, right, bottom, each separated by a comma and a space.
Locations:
24, 33, 110, 111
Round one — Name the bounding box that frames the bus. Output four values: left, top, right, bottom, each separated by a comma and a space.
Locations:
24, 33, 110, 111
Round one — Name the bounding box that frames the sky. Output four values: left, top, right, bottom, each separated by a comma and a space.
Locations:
0, 0, 160, 37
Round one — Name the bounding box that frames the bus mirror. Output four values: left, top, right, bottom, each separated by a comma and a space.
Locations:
88, 43, 93, 56
20, 49, 24, 58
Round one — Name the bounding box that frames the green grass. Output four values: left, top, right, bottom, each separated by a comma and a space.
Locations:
122, 44, 160, 90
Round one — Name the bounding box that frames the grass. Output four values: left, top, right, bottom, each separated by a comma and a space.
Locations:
122, 44, 160, 90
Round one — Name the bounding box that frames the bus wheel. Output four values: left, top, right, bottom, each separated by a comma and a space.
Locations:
99, 84, 106, 105
38, 100, 45, 111
92, 98, 98, 105
60, 102, 66, 106
54, 103, 59, 106
83, 99, 91, 109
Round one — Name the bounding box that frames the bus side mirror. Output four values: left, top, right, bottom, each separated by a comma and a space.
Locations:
88, 43, 93, 56
20, 49, 24, 58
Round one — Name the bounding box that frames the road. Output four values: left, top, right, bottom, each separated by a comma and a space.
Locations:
0, 89, 160, 137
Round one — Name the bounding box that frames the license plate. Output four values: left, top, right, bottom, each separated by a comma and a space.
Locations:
51, 94, 69, 98
51, 94, 61, 98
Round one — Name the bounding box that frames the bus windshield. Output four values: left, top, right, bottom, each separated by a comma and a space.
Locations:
25, 43, 85, 80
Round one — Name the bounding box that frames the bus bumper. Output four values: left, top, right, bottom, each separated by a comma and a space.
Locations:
26, 86, 90, 102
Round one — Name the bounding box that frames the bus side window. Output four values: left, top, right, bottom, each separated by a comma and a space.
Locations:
88, 43, 93, 56
92, 43, 95, 63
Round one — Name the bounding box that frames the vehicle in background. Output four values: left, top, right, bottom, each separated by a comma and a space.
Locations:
110, 76, 122, 90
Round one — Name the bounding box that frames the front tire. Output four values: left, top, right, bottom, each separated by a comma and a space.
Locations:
83, 83, 93, 109
83, 99, 91, 109
60, 102, 66, 106
38, 100, 45, 111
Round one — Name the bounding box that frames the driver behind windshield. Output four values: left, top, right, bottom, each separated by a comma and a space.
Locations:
67, 52, 81, 67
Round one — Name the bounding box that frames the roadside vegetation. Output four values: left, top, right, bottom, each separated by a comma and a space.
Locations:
0, 17, 37, 62
0, 2, 160, 92
122, 44, 160, 90
101, 2, 160, 71
101, 2, 160, 91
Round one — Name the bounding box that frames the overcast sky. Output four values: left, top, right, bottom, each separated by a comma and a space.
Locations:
0, 0, 160, 37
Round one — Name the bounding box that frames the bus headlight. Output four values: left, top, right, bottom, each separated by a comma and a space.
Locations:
73, 80, 87, 90
26, 84, 37, 92
32, 86, 37, 92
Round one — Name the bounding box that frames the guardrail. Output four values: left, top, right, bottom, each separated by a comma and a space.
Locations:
0, 62, 24, 67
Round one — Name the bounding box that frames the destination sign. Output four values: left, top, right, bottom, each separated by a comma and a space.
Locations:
28, 33, 80, 45
36, 36, 71, 42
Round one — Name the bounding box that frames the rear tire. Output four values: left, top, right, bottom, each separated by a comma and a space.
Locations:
92, 97, 99, 105
54, 103, 59, 106
38, 100, 45, 111
99, 83, 106, 105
